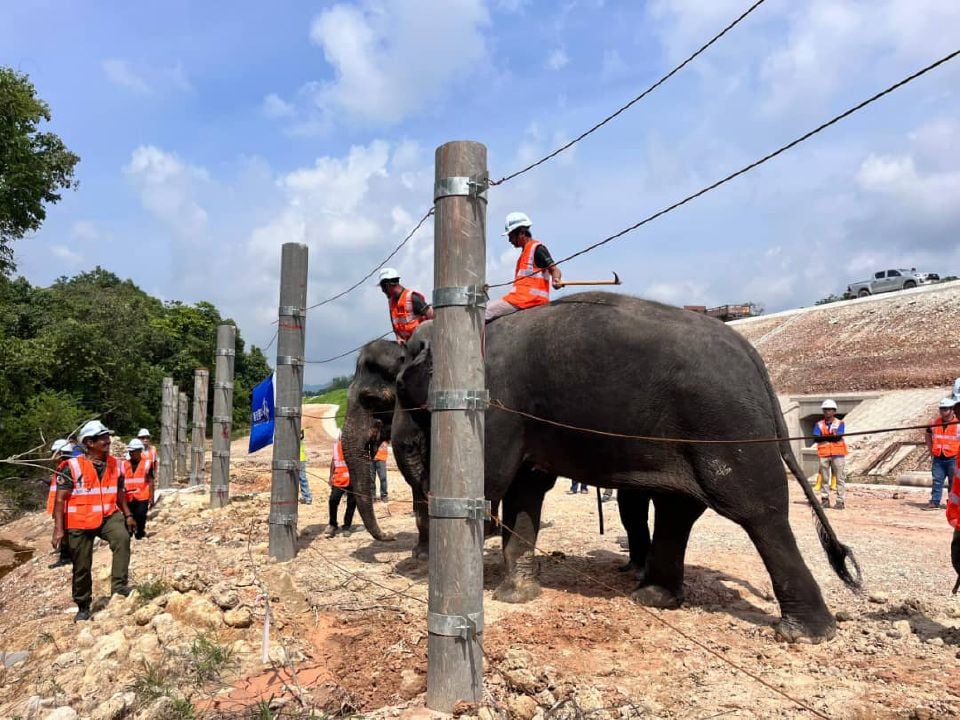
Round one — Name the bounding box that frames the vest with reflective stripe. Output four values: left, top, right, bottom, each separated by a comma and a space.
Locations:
375, 442, 389, 462
142, 446, 157, 466
816, 419, 847, 457
390, 288, 424, 343
503, 239, 551, 309
46, 459, 70, 515
930, 416, 960, 458
64, 456, 122, 530
332, 440, 350, 488
946, 474, 960, 529
122, 458, 152, 502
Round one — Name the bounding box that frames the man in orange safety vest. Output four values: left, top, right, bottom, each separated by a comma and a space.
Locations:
123, 438, 155, 539
46, 439, 75, 568
324, 435, 356, 538
926, 397, 960, 510
486, 212, 563, 322
812, 399, 847, 510
378, 268, 434, 345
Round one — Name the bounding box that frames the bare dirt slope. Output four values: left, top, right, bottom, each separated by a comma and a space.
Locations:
731, 283, 960, 394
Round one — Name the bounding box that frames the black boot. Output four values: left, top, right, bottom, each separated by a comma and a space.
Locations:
74, 605, 91, 622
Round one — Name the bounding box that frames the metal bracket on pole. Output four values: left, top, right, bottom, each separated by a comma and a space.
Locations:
212, 484, 229, 494
214, 381, 234, 390
216, 348, 236, 357
434, 175, 488, 203
275, 406, 301, 418
276, 356, 304, 367
428, 611, 483, 640
268, 512, 297, 526
212, 415, 232, 423
428, 389, 489, 411
428, 496, 490, 521
272, 460, 299, 472
278, 305, 305, 318
211, 450, 230, 458
433, 285, 488, 309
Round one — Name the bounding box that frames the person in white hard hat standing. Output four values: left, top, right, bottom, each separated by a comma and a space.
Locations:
46, 439, 76, 568
926, 397, 959, 510
51, 420, 136, 621
485, 212, 562, 322
812, 400, 847, 509
378, 268, 434, 345
123, 438, 155, 539
137, 428, 157, 467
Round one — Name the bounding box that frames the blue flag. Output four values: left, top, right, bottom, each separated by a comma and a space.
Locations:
249, 374, 275, 453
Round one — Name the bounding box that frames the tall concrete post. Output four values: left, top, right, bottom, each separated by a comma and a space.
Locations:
177, 391, 189, 480
426, 141, 487, 710
268, 243, 308, 561
158, 377, 175, 489
210, 324, 236, 508
190, 368, 209, 485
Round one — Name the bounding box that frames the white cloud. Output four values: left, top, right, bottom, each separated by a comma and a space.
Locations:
262, 93, 295, 118
102, 59, 151, 94
306, 0, 490, 124
50, 245, 84, 265
70, 220, 104, 243
546, 48, 569, 71
123, 146, 209, 239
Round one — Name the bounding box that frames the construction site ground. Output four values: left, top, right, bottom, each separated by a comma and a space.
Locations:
2, 404, 959, 720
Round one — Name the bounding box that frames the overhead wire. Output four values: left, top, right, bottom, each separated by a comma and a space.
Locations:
303, 331, 394, 364
487, 47, 960, 289
489, 0, 769, 186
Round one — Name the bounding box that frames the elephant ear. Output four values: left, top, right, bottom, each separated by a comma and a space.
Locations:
405, 320, 433, 361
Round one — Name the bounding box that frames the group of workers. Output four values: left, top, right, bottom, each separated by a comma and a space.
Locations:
47, 423, 157, 621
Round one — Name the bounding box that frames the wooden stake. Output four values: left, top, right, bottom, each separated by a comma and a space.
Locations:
210, 324, 236, 508
427, 140, 486, 710
268, 242, 308, 561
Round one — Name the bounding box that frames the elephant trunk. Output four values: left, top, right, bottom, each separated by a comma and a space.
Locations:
341, 410, 391, 541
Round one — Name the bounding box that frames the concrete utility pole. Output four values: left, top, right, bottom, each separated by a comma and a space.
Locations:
171, 382, 180, 476
177, 391, 189, 480
210, 324, 236, 508
426, 141, 487, 710
190, 368, 209, 485
158, 377, 176, 489
268, 243, 308, 561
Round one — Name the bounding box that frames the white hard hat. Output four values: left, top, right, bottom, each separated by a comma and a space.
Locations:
137, 428, 151, 438
821, 399, 838, 410
127, 438, 145, 452
502, 211, 532, 236
78, 420, 113, 442
377, 268, 401, 285
938, 397, 956, 409
51, 439, 69, 453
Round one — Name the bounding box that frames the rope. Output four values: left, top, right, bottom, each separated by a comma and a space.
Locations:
489, 0, 769, 186
486, 47, 960, 288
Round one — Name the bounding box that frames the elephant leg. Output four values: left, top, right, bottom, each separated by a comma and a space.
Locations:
616, 488, 651, 580
632, 494, 705, 609
742, 515, 836, 643
494, 468, 554, 604
411, 483, 429, 562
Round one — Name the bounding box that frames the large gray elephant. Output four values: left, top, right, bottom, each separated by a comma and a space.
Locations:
375, 292, 860, 643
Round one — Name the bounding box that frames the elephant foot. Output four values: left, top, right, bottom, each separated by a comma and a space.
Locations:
493, 577, 541, 604
774, 614, 836, 644
411, 542, 429, 562
631, 583, 682, 609
617, 560, 647, 584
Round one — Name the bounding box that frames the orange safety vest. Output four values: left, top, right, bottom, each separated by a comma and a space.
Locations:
63, 456, 122, 530
930, 416, 960, 458
390, 288, 425, 343
332, 440, 350, 488
375, 442, 388, 462
122, 457, 153, 502
503, 239, 551, 309
815, 419, 848, 457
142, 446, 157, 466
46, 459, 70, 515
947, 474, 960, 529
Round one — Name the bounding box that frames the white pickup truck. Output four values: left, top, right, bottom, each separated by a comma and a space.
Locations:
846, 268, 940, 298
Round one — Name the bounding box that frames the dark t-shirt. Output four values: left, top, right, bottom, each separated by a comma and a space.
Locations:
410, 291, 429, 317
533, 244, 554, 269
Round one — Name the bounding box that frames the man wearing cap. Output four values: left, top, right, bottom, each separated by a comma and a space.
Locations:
486, 212, 563, 322
123, 438, 155, 539
812, 399, 847, 509
378, 268, 434, 345
51, 420, 136, 621
137, 429, 157, 467
46, 440, 75, 568
926, 398, 959, 510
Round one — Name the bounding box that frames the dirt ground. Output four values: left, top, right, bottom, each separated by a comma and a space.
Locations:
2, 406, 959, 719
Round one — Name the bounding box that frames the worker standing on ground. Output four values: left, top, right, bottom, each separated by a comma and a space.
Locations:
137, 428, 157, 466
378, 268, 434, 345
926, 398, 959, 510
50, 420, 136, 621
485, 212, 563, 322
122, 438, 155, 539
324, 434, 355, 538
813, 399, 847, 509
299, 429, 312, 505
46, 439, 75, 569
946, 466, 960, 591
372, 441, 389, 502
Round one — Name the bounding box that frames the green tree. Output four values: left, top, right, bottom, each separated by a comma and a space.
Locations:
0, 67, 80, 274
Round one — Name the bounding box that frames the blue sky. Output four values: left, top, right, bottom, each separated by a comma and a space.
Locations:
4, 0, 960, 383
